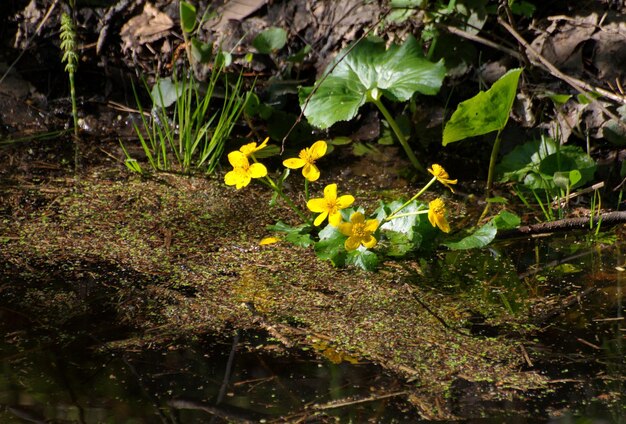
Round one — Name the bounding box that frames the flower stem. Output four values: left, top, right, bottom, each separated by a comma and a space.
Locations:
384, 176, 436, 222
371, 98, 426, 174
304, 179, 309, 202
261, 177, 311, 225
386, 210, 429, 220
479, 128, 504, 223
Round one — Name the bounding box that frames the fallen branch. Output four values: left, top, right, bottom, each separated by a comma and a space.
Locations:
496, 211, 626, 239
498, 18, 626, 106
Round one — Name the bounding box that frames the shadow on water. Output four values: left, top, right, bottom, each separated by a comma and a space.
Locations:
425, 230, 625, 423
1, 230, 624, 422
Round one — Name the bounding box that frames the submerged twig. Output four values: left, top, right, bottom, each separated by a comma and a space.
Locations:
404, 284, 473, 338
311, 390, 409, 411
496, 211, 626, 240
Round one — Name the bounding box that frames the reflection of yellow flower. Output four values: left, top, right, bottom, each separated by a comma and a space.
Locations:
283, 140, 327, 182
428, 164, 457, 192
224, 151, 267, 189
307, 183, 354, 226
338, 212, 378, 251
428, 198, 450, 233
240, 137, 269, 157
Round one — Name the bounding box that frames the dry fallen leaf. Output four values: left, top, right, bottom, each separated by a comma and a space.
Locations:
120, 3, 173, 53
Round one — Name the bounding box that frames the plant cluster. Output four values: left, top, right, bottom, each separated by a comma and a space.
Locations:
121, 1, 250, 175
223, 137, 463, 271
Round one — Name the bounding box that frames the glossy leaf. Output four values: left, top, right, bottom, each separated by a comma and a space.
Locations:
443, 68, 522, 145
346, 247, 379, 271
443, 221, 497, 250
151, 77, 182, 108
299, 35, 445, 129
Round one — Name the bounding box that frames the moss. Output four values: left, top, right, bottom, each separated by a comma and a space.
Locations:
0, 170, 550, 419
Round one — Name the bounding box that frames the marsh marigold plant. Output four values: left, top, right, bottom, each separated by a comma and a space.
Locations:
223, 138, 467, 271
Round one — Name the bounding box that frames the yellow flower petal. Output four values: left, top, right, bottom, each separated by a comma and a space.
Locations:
309, 140, 328, 159
224, 169, 251, 189
283, 157, 305, 169
228, 151, 248, 167
302, 163, 320, 182
345, 237, 361, 251
350, 212, 365, 224
259, 236, 280, 245
328, 211, 343, 226
364, 218, 379, 233
306, 198, 325, 213
428, 198, 450, 233
338, 221, 352, 236
249, 162, 268, 178
240, 137, 270, 156
324, 183, 338, 199
224, 170, 239, 186
314, 211, 328, 226
362, 235, 377, 249
336, 194, 355, 209
340, 212, 378, 251
308, 183, 354, 226
428, 164, 457, 192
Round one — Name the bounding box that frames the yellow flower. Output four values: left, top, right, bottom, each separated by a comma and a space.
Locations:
283, 140, 327, 182
240, 137, 269, 157
224, 151, 267, 189
307, 183, 355, 226
428, 198, 450, 233
428, 164, 457, 192
259, 236, 280, 245
338, 212, 379, 251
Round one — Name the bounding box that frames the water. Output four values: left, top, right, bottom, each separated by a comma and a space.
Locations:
1, 231, 624, 422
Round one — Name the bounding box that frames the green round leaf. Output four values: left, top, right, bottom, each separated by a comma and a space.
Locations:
299, 35, 445, 129
151, 77, 181, 108
191, 38, 211, 63
252, 27, 288, 54
443, 221, 497, 250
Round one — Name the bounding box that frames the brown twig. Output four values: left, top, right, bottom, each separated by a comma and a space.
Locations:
311, 391, 409, 411
439, 24, 523, 62
498, 18, 626, 106
404, 284, 473, 338
496, 211, 626, 240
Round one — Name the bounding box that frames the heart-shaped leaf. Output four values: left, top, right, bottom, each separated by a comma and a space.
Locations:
299, 35, 445, 129
253, 27, 288, 54
443, 221, 497, 250
443, 68, 522, 145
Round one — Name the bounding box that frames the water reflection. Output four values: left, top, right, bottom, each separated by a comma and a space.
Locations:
0, 328, 412, 423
